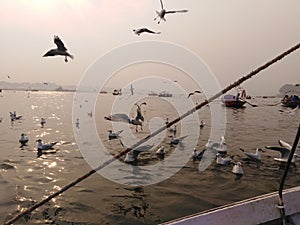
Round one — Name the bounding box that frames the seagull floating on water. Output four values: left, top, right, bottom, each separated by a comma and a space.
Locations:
199, 120, 205, 129
192, 148, 206, 161
43, 36, 74, 63
212, 136, 227, 153
232, 162, 244, 175
124, 152, 136, 163
156, 146, 165, 156
170, 135, 187, 146
169, 125, 177, 136
40, 118, 46, 128
265, 140, 298, 163
19, 133, 29, 147
239, 147, 264, 161
36, 139, 57, 150
104, 102, 146, 132
133, 28, 161, 36
154, 0, 188, 24
216, 153, 232, 165
108, 130, 123, 140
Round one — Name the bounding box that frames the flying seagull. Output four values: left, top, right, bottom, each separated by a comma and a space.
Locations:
265, 140, 298, 163
104, 102, 147, 132
154, 0, 188, 24
43, 36, 74, 63
188, 90, 202, 98
133, 28, 161, 36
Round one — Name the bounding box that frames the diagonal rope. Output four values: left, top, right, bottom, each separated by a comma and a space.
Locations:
3, 41, 300, 225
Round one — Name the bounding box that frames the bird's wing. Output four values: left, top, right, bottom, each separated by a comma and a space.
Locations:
140, 102, 147, 106
278, 140, 292, 150
265, 146, 289, 158
165, 9, 188, 14
54, 36, 67, 51
143, 29, 157, 34
159, 0, 164, 9
195, 90, 202, 94
116, 130, 123, 135
134, 143, 154, 152
178, 135, 188, 141
187, 93, 193, 98
104, 114, 130, 123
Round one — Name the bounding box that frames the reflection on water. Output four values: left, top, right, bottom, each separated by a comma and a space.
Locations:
0, 91, 299, 224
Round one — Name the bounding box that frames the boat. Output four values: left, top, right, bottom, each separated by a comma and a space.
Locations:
158, 91, 173, 97
162, 186, 300, 225
112, 89, 122, 95
281, 95, 300, 108
148, 91, 158, 96
221, 88, 247, 108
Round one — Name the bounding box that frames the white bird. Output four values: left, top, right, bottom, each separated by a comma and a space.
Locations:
108, 130, 123, 140
19, 133, 29, 146
192, 148, 205, 161
156, 146, 165, 156
133, 28, 161, 36
265, 140, 298, 163
205, 140, 213, 148
216, 153, 232, 165
36, 139, 57, 150
239, 147, 265, 161
124, 152, 136, 163
43, 36, 74, 63
121, 141, 154, 163
154, 0, 188, 24
169, 125, 177, 135
104, 102, 146, 132
212, 136, 227, 153
170, 135, 187, 146
232, 162, 244, 175
199, 120, 205, 129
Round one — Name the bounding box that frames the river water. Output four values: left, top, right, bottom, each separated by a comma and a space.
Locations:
0, 90, 299, 225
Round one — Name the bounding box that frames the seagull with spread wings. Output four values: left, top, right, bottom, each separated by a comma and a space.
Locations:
133, 28, 161, 36
154, 0, 188, 24
104, 102, 147, 132
43, 36, 74, 63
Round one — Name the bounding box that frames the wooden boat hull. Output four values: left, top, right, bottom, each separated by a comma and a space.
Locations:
162, 186, 300, 225
281, 99, 300, 108
222, 94, 246, 108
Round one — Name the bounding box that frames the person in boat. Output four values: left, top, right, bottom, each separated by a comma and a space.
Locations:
236, 93, 240, 101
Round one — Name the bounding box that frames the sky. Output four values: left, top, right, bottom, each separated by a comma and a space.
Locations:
1, 0, 300, 95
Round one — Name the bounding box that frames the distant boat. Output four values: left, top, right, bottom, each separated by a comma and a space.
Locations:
281, 95, 300, 108
221, 88, 247, 108
148, 91, 158, 96
112, 89, 122, 95
158, 91, 172, 97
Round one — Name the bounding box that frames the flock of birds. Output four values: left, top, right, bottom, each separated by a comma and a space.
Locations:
42, 0, 188, 63
5, 112, 60, 157
102, 98, 298, 174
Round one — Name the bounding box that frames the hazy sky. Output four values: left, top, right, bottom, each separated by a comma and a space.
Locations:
1, 0, 300, 95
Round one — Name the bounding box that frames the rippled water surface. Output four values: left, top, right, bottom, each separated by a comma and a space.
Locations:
0, 91, 299, 224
